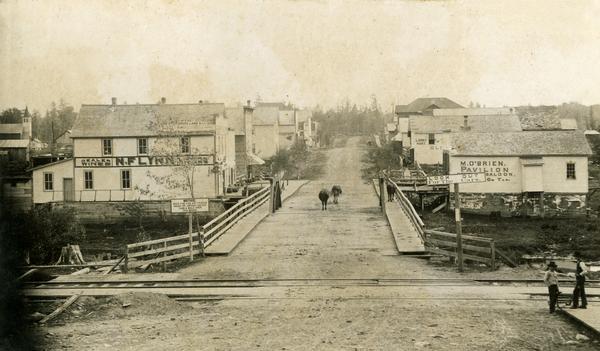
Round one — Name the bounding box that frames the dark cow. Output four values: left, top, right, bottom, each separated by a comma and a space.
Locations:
386, 181, 396, 202
318, 189, 330, 210
331, 185, 342, 204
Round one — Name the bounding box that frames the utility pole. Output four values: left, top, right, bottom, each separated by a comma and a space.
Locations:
454, 183, 463, 272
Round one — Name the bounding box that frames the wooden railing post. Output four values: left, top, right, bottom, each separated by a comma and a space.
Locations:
162, 241, 167, 272
490, 240, 496, 270
199, 228, 205, 258
188, 213, 194, 262
123, 246, 129, 273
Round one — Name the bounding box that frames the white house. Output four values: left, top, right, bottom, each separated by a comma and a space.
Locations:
32, 98, 237, 204
446, 130, 592, 217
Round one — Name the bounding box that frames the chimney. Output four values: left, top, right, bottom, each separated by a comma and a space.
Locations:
247, 100, 251, 107
161, 97, 166, 104
198, 100, 203, 104
111, 97, 117, 106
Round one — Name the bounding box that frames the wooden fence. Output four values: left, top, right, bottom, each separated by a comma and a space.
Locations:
384, 175, 516, 269
124, 184, 273, 270
424, 229, 497, 269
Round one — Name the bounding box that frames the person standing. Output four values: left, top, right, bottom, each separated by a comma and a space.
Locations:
544, 262, 562, 313
571, 251, 589, 309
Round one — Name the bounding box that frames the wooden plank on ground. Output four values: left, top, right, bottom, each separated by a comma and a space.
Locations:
495, 248, 518, 268
39, 294, 82, 324
16, 269, 38, 282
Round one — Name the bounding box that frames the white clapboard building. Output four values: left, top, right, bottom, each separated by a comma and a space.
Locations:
32, 98, 236, 205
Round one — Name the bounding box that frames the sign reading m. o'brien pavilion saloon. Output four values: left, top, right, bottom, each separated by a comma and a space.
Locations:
75, 155, 214, 168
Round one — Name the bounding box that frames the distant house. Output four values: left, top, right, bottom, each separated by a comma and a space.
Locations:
278, 108, 297, 150
0, 111, 32, 163
296, 109, 318, 148
407, 109, 522, 164
445, 130, 592, 217
395, 97, 463, 117
0, 109, 33, 211
253, 106, 280, 159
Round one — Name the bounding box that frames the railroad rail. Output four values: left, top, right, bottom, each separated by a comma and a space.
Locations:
22, 277, 600, 290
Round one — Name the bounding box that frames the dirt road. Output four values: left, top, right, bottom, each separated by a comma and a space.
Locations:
180, 136, 445, 280
40, 137, 599, 350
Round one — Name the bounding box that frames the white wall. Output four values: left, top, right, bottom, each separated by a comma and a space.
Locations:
542, 156, 588, 193
254, 125, 278, 159
32, 160, 75, 203
449, 155, 588, 194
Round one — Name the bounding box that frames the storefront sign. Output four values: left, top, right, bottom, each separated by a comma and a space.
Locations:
459, 160, 515, 183
75, 155, 214, 168
427, 172, 486, 186
171, 198, 209, 213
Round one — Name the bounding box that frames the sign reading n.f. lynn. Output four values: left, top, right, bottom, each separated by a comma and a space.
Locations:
426, 173, 486, 186
75, 155, 214, 168
171, 198, 209, 213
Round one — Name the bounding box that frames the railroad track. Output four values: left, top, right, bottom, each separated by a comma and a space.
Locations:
22, 277, 600, 303
21, 277, 600, 289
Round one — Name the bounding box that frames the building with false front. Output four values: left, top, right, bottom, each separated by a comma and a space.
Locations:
445, 130, 592, 217
32, 98, 236, 207
252, 106, 280, 159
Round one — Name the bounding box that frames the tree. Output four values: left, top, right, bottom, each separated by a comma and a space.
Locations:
0, 108, 23, 123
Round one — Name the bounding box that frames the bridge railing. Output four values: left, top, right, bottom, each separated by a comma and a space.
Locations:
124, 182, 275, 271
385, 175, 426, 241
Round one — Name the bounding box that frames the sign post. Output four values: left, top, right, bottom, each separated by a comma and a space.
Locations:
454, 183, 463, 272
427, 173, 486, 273
171, 198, 209, 262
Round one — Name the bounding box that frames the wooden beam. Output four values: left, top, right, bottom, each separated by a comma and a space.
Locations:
39, 294, 82, 324
16, 269, 38, 282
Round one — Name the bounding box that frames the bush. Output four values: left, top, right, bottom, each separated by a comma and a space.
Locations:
20, 206, 86, 264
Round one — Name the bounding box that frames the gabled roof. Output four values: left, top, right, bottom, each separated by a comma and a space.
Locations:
450, 131, 592, 156
0, 124, 23, 135
29, 158, 73, 172
410, 115, 522, 134
71, 103, 225, 138
395, 97, 463, 114
253, 106, 279, 125
0, 140, 29, 148
515, 106, 561, 130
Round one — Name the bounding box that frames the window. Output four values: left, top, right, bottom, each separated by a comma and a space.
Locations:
102, 139, 112, 155
567, 162, 576, 179
43, 172, 53, 191
121, 169, 131, 189
84, 170, 94, 189
407, 130, 412, 138
180, 137, 190, 154
428, 133, 435, 145
137, 138, 148, 155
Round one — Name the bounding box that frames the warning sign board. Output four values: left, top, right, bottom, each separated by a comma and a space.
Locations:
170, 198, 209, 213
426, 173, 486, 186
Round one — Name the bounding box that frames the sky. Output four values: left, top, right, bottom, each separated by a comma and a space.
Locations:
1, 0, 600, 113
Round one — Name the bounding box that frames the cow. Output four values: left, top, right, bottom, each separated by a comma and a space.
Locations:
318, 189, 330, 210
331, 185, 342, 204
386, 181, 396, 202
